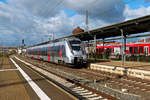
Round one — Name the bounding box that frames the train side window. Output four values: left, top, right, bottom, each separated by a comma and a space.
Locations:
102, 48, 104, 52
38, 48, 40, 55
32, 49, 34, 55
110, 48, 113, 53
99, 48, 101, 53
134, 47, 138, 54
107, 48, 110, 52
41, 48, 43, 55
62, 45, 66, 57
52, 46, 55, 56
33, 49, 35, 55
34, 49, 36, 55
54, 46, 57, 57
42, 48, 45, 56
39, 48, 41, 55
129, 47, 133, 54
34, 49, 37, 55
28, 49, 30, 54
28, 49, 29, 54
58, 46, 60, 57
32, 49, 33, 55
44, 47, 46, 56
43, 48, 45, 56
108, 48, 110, 53
45, 47, 47, 56
139, 46, 143, 53
144, 46, 149, 56
36, 49, 37, 55
37, 49, 39, 55
56, 46, 59, 57
108, 48, 111, 53
96, 48, 99, 53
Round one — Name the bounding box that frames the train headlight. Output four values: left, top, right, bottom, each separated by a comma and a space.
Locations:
69, 56, 74, 60
70, 56, 74, 59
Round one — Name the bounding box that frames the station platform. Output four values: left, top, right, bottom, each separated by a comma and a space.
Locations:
0, 57, 77, 100
0, 57, 30, 100
89, 59, 150, 80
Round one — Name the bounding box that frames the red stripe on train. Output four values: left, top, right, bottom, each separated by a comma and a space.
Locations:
59, 46, 62, 58
48, 47, 50, 61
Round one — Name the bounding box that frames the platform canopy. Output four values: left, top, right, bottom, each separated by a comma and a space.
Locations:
73, 15, 150, 41
29, 15, 150, 47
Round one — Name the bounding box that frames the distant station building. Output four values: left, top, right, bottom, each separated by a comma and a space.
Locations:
0, 47, 17, 52
0, 47, 17, 56
72, 26, 84, 35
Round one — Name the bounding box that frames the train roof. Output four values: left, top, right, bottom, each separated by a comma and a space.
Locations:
28, 37, 80, 48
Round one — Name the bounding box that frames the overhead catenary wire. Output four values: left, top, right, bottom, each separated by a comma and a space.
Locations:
41, 0, 65, 18
39, 0, 65, 40
83, 0, 142, 30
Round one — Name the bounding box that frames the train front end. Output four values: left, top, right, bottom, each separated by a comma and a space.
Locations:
66, 38, 87, 66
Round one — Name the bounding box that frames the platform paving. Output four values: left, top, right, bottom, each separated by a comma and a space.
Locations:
0, 57, 77, 100
0, 57, 30, 100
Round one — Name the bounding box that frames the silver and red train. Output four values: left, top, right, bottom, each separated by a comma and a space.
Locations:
26, 37, 87, 66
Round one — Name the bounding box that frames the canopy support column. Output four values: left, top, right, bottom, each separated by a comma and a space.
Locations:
88, 40, 90, 59
102, 38, 105, 59
120, 29, 126, 66
124, 35, 126, 63
94, 35, 97, 61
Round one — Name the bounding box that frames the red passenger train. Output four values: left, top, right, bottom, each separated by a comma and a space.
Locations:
96, 42, 150, 57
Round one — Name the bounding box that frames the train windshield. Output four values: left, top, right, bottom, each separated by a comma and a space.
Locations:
69, 40, 81, 51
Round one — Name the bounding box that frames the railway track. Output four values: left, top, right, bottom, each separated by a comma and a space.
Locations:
58, 68, 150, 100
17, 55, 150, 100
13, 56, 118, 100
73, 69, 150, 100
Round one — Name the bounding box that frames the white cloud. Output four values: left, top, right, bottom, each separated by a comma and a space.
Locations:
1, 0, 149, 46
7, 0, 62, 18
63, 0, 126, 23
145, 0, 150, 3
6, 0, 126, 22
124, 4, 150, 20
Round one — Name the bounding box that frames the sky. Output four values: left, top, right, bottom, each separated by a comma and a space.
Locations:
0, 0, 150, 46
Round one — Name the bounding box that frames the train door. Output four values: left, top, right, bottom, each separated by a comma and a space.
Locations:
114, 47, 120, 56
144, 46, 149, 56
